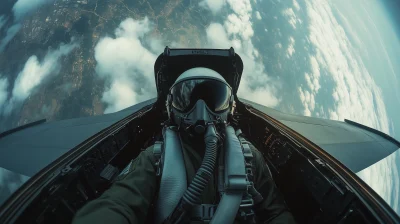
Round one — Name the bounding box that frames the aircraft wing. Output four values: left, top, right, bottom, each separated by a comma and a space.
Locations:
1, 97, 398, 177
241, 99, 400, 173
0, 99, 156, 177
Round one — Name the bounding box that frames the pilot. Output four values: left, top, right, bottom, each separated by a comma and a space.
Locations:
72, 68, 296, 224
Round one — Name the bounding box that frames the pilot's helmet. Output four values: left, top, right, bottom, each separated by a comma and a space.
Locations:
167, 67, 234, 128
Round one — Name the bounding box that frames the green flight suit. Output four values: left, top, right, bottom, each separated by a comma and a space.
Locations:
72, 138, 296, 224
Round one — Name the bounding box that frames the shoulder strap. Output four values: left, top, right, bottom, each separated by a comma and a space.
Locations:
237, 132, 264, 205
154, 127, 187, 224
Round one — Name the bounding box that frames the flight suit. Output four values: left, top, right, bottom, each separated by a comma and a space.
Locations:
72, 138, 296, 224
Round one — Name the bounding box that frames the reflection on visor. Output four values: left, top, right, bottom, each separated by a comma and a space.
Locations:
171, 79, 232, 113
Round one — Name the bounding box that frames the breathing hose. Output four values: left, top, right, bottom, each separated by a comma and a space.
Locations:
167, 124, 218, 223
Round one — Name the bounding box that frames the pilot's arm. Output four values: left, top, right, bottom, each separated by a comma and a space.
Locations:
72, 146, 157, 224
249, 143, 297, 224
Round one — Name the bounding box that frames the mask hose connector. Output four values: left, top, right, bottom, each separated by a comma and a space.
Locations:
166, 124, 218, 223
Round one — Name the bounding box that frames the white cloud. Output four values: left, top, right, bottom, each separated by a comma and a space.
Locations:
255, 11, 262, 20
224, 0, 254, 41
334, 7, 363, 48
227, 0, 252, 16
12, 0, 51, 22
293, 0, 300, 11
298, 86, 314, 116
206, 23, 231, 48
286, 36, 295, 58
94, 18, 158, 113
304, 56, 321, 93
361, 4, 400, 104
357, 149, 400, 214
282, 8, 297, 29
0, 76, 8, 107
205, 0, 280, 107
199, 0, 226, 14
0, 0, 51, 52
0, 15, 7, 30
224, 13, 254, 41
2, 41, 78, 114
305, 0, 389, 134
275, 43, 282, 49
0, 24, 21, 52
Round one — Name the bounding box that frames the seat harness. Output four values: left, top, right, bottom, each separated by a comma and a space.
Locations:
153, 125, 262, 224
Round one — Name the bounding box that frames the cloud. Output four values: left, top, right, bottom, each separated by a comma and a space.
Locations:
0, 0, 51, 52
334, 7, 363, 48
305, 0, 390, 134
12, 0, 51, 22
304, 56, 321, 93
293, 0, 301, 11
224, 13, 254, 41
360, 4, 400, 104
298, 86, 314, 116
199, 0, 226, 14
286, 36, 295, 58
227, 0, 252, 16
0, 24, 21, 52
0, 76, 8, 107
206, 23, 232, 48
282, 8, 298, 29
255, 11, 262, 20
205, 0, 280, 107
2, 40, 78, 114
357, 149, 400, 214
0, 15, 7, 30
94, 18, 158, 113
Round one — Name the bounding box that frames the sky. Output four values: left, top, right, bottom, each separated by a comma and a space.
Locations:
0, 0, 399, 214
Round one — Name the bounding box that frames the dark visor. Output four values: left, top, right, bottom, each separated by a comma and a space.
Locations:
170, 79, 232, 113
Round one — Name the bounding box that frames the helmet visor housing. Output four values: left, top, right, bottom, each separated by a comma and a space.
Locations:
170, 79, 232, 113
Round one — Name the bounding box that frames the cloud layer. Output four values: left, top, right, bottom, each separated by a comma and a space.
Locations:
204, 0, 280, 107
94, 18, 159, 113
199, 0, 226, 14
1, 41, 78, 114
305, 0, 389, 134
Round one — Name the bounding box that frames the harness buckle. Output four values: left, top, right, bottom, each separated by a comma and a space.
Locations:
239, 198, 254, 208
190, 204, 218, 221
153, 141, 163, 176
